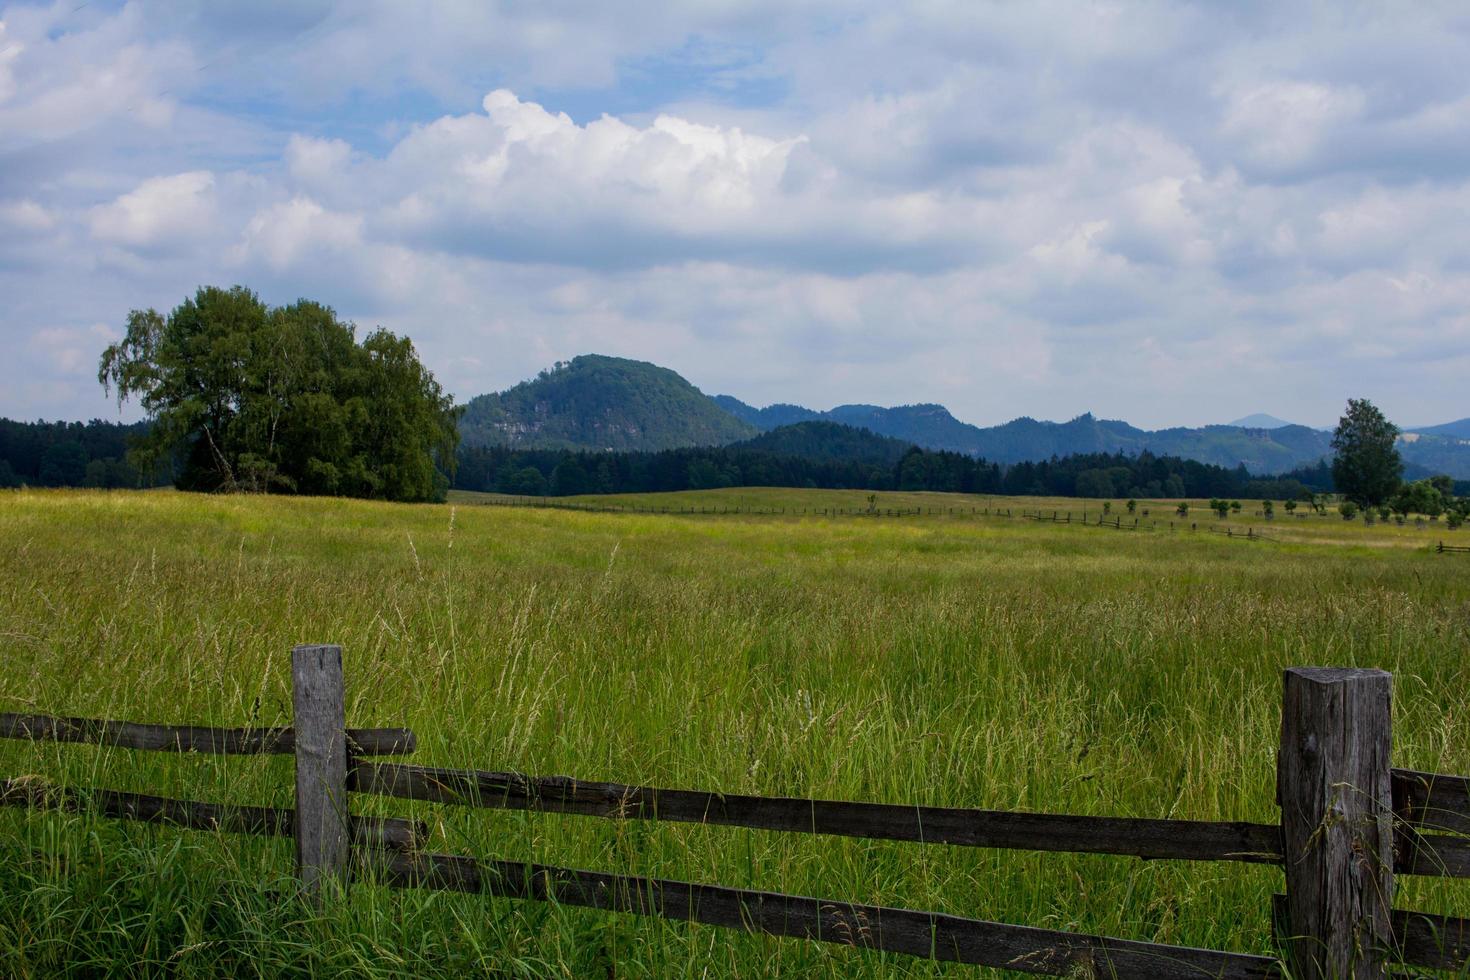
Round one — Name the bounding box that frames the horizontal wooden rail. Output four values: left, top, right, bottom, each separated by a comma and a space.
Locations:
0, 712, 416, 756
1272, 895, 1470, 972
1394, 831, 1470, 878
1393, 767, 1470, 835
352, 762, 1283, 865
1393, 907, 1470, 971
0, 778, 425, 850
370, 850, 1282, 979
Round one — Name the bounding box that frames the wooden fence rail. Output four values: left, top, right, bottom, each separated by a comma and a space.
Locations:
0, 712, 416, 756
352, 760, 1285, 865
370, 850, 1283, 979
3, 651, 1468, 978
0, 778, 424, 850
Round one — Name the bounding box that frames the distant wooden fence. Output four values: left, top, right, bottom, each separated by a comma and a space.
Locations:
1438, 541, 1470, 554
472, 497, 1444, 545
4, 652, 1469, 978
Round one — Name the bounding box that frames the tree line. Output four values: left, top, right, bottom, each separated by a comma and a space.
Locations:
0, 418, 166, 489
454, 442, 1319, 501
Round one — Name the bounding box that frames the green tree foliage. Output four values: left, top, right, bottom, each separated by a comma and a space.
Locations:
1391, 479, 1446, 518
1331, 398, 1403, 507
98, 286, 458, 502
456, 425, 1342, 502
0, 419, 157, 488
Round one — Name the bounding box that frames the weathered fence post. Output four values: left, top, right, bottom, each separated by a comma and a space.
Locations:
292, 643, 349, 899
1278, 667, 1394, 980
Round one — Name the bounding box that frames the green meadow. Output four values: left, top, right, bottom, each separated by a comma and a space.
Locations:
1, 487, 1467, 977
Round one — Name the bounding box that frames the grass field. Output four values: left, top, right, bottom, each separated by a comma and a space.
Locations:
2, 487, 1468, 977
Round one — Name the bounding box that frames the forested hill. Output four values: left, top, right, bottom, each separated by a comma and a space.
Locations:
717, 395, 1470, 478
737, 421, 912, 465
458, 356, 1470, 475
453, 419, 1323, 500
460, 355, 756, 452
715, 394, 1339, 471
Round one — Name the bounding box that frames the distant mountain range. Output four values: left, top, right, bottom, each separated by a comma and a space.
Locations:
1407, 418, 1470, 440
1226, 413, 1295, 429
461, 355, 1470, 477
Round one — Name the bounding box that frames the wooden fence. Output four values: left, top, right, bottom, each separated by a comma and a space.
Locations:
1438, 541, 1470, 554
467, 497, 1461, 546
3, 652, 1468, 978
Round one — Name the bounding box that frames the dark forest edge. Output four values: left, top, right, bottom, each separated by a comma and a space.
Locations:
455, 437, 1335, 501
7, 413, 1442, 503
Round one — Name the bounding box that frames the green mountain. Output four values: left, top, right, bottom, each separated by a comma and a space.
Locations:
733, 421, 913, 466
1408, 418, 1470, 439
461, 356, 1470, 477
712, 396, 821, 430
459, 355, 757, 451
718, 395, 1470, 477
1227, 413, 1296, 429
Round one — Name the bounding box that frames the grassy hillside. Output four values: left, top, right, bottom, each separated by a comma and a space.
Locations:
2, 488, 1467, 976
460, 355, 756, 451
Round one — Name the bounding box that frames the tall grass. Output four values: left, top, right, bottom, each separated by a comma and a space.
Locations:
1, 487, 1467, 977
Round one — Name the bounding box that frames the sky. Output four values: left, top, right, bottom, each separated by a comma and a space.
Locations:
2, 1, 1468, 430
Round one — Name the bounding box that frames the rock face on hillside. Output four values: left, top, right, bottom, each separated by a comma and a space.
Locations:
459, 354, 757, 452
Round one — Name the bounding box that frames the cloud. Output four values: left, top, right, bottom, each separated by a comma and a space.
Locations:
0, 198, 53, 232
1219, 80, 1367, 177
1, 2, 1469, 428
90, 171, 217, 249
230, 196, 362, 270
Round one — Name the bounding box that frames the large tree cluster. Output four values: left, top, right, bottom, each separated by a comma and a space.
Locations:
99, 286, 459, 502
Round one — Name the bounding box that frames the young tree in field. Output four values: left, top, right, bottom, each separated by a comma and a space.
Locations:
1392, 479, 1445, 519
1126, 498, 1137, 514
1284, 499, 1296, 515
1339, 501, 1359, 520
1330, 398, 1402, 507
1262, 500, 1274, 519
1176, 501, 1189, 518
98, 285, 460, 502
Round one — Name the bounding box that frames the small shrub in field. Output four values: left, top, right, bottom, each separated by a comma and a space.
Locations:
1340, 501, 1359, 520
1126, 499, 1137, 514
1176, 501, 1189, 517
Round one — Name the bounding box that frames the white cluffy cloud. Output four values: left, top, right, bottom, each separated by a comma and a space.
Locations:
90, 172, 217, 248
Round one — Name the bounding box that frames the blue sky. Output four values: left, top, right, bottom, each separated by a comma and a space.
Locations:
2, 1, 1467, 429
